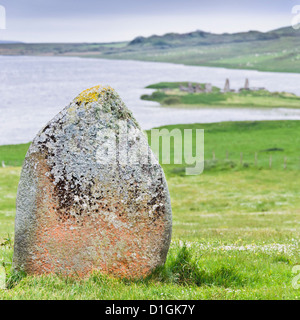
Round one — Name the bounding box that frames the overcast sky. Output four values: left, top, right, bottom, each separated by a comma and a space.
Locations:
0, 0, 298, 43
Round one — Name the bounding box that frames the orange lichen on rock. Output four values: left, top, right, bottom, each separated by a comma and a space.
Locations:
75, 85, 115, 104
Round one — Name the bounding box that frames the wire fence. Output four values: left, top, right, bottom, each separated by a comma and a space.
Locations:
206, 150, 297, 170
0, 151, 298, 170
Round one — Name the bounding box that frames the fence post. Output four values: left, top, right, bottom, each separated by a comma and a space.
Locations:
212, 151, 215, 161
255, 152, 257, 166
240, 152, 243, 166
269, 155, 272, 169
284, 157, 287, 170
226, 150, 228, 160
1, 161, 5, 168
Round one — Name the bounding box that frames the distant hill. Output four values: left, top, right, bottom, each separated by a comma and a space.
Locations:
108, 26, 300, 73
128, 26, 298, 48
0, 26, 299, 73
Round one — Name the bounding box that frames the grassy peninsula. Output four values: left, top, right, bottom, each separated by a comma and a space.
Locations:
141, 82, 300, 109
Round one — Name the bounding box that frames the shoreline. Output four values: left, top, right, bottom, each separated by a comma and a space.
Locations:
1, 54, 300, 75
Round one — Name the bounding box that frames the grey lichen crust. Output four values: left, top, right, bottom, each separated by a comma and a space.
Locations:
13, 85, 172, 278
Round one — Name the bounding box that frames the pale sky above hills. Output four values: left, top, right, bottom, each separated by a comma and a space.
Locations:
0, 0, 298, 43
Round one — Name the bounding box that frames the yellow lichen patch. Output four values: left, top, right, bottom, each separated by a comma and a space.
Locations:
76, 85, 115, 104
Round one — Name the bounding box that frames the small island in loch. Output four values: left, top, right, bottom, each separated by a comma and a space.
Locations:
141, 79, 300, 109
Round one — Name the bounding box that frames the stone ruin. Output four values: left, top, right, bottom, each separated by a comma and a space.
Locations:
224, 78, 231, 93
179, 82, 212, 93
238, 78, 265, 92
13, 85, 172, 278
178, 78, 266, 95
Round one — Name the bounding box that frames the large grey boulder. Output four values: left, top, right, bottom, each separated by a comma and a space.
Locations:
13, 85, 172, 278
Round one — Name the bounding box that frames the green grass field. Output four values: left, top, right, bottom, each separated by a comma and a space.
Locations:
97, 40, 300, 74
141, 82, 300, 109
0, 120, 300, 299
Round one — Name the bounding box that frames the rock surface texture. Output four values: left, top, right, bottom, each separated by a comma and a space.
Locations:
13, 85, 172, 278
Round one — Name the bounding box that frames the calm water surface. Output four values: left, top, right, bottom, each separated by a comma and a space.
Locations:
1, 56, 300, 145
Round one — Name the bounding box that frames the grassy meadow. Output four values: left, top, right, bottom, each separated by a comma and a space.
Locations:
0, 120, 300, 299
141, 82, 300, 109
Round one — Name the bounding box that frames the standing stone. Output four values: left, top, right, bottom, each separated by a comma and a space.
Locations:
13, 85, 172, 278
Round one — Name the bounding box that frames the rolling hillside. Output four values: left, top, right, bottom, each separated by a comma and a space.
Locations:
0, 26, 299, 73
